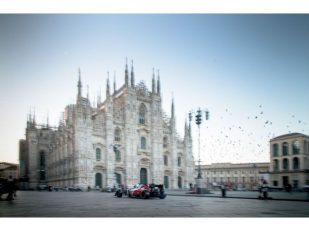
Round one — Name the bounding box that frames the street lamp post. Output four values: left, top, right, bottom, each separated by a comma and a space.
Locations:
189, 108, 209, 193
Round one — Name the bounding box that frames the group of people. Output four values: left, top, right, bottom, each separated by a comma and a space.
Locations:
0, 175, 18, 201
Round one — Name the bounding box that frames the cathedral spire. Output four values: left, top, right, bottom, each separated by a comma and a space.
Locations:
46, 114, 49, 129
114, 71, 116, 93
157, 70, 161, 95
171, 94, 175, 119
93, 90, 96, 107
106, 72, 110, 97
131, 60, 135, 88
184, 117, 188, 137
152, 68, 156, 94
170, 96, 176, 132
97, 87, 102, 106
189, 120, 192, 138
28, 108, 31, 123
58, 112, 64, 130
27, 108, 32, 128
32, 107, 36, 126
125, 57, 129, 87
87, 85, 89, 100
77, 68, 82, 99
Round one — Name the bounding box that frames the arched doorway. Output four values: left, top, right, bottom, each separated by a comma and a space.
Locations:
39, 151, 46, 181
95, 173, 102, 188
164, 176, 169, 189
140, 168, 147, 184
115, 173, 122, 185
178, 176, 182, 189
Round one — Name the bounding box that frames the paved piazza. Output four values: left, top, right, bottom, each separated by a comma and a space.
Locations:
1, 191, 309, 217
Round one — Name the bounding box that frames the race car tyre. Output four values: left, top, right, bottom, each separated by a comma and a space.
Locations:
141, 190, 150, 199
159, 193, 166, 199
116, 191, 123, 198
146, 191, 150, 199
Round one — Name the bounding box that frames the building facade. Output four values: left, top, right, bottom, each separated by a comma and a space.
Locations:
0, 162, 19, 179
269, 133, 309, 189
198, 162, 269, 190
19, 62, 195, 190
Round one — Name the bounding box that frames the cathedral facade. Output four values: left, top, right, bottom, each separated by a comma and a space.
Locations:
19, 62, 195, 190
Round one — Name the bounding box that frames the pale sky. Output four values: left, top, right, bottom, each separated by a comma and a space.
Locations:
0, 14, 309, 164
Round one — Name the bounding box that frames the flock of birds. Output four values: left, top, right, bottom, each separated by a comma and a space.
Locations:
191, 104, 309, 164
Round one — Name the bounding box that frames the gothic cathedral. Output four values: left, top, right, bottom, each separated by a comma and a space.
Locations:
19, 61, 195, 190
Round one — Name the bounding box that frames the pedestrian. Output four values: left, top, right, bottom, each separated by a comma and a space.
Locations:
261, 180, 269, 199
221, 185, 226, 197
257, 179, 263, 199
6, 175, 15, 201
286, 183, 292, 194
258, 185, 262, 198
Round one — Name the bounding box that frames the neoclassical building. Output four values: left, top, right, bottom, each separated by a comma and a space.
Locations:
19, 62, 195, 190
198, 162, 269, 190
269, 133, 309, 189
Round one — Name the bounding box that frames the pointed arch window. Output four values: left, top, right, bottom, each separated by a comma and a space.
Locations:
141, 137, 146, 149
139, 104, 147, 125
114, 128, 121, 142
178, 156, 181, 167
96, 148, 101, 161
115, 149, 121, 162
163, 136, 168, 148
164, 155, 168, 166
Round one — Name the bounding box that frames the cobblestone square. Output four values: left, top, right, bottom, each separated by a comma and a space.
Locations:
1, 191, 309, 217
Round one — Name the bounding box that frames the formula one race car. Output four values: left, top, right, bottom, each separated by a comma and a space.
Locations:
115, 183, 166, 199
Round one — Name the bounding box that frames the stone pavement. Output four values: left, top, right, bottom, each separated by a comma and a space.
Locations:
1, 190, 309, 217
167, 189, 309, 201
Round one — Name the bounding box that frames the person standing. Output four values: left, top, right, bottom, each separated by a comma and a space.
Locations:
261, 180, 269, 199
286, 183, 292, 194
221, 185, 226, 197
6, 175, 14, 201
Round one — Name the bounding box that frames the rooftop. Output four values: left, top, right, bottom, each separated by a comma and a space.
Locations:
270, 133, 309, 141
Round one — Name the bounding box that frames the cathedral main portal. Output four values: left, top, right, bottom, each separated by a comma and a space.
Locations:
140, 168, 147, 184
